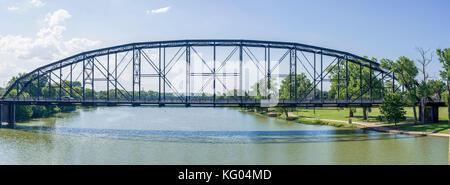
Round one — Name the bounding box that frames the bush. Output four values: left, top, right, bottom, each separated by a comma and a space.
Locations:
15, 105, 33, 121
380, 93, 406, 125
32, 106, 48, 118
376, 115, 384, 122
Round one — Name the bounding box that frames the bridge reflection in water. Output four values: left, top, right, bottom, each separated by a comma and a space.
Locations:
15, 125, 416, 144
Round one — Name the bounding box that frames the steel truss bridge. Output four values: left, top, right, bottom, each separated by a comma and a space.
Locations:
1, 40, 400, 115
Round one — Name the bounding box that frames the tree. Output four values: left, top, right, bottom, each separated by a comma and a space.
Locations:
328, 57, 383, 119
0, 87, 4, 97
278, 73, 312, 99
3, 74, 80, 121
381, 57, 420, 124
380, 93, 406, 126
416, 80, 446, 101
416, 48, 436, 125
436, 48, 450, 124
426, 79, 446, 98
249, 77, 278, 99
5, 90, 33, 121
416, 47, 433, 82
277, 73, 312, 119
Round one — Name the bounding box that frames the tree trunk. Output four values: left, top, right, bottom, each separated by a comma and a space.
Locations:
363, 107, 368, 121
284, 109, 289, 120
421, 98, 426, 125
412, 104, 418, 125
349, 108, 353, 117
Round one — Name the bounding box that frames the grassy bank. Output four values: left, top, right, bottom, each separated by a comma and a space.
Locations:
388, 121, 450, 134
292, 107, 450, 134
242, 107, 359, 129
244, 106, 450, 134
293, 118, 359, 128
291, 107, 448, 124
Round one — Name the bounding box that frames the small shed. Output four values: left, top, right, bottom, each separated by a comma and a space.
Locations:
422, 96, 446, 123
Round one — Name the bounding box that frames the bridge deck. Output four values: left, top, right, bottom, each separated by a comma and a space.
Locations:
0, 98, 382, 107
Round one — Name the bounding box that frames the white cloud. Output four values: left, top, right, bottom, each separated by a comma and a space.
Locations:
5, 0, 44, 12
44, 9, 72, 26
7, 6, 20, 11
148, 6, 171, 14
63, 38, 100, 56
0, 35, 33, 58
30, 0, 45, 7
0, 9, 100, 85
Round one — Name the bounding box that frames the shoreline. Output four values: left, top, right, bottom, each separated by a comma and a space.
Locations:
308, 117, 450, 138
242, 108, 450, 138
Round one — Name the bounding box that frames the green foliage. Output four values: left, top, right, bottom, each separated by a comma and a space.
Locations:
249, 77, 278, 99
278, 73, 312, 99
15, 105, 33, 121
394, 121, 450, 134
0, 87, 4, 96
392, 57, 418, 88
275, 73, 313, 119
274, 106, 293, 120
379, 93, 406, 125
294, 118, 357, 128
417, 81, 432, 98
381, 57, 420, 109
5, 90, 33, 121
442, 91, 449, 105
4, 74, 80, 121
416, 80, 446, 98
436, 48, 450, 82
31, 106, 49, 118
60, 105, 76, 112
437, 48, 450, 124
380, 58, 395, 71
426, 80, 446, 96
381, 57, 418, 94
328, 57, 383, 100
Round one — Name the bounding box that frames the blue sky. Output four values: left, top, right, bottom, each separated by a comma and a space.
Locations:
1, 0, 449, 85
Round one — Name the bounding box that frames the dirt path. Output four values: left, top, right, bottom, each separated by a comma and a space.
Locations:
287, 112, 450, 138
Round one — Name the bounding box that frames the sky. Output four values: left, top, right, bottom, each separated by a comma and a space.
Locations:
1, 0, 450, 87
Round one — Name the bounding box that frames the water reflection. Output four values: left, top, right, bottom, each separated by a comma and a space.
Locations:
1, 107, 447, 165
15, 125, 418, 144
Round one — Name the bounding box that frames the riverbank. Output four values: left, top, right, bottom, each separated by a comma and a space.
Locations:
299, 116, 450, 138
241, 108, 360, 129
242, 107, 450, 138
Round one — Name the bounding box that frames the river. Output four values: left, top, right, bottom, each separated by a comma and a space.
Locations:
0, 106, 448, 164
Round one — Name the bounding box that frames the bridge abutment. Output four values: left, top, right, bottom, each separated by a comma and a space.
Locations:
0, 103, 16, 129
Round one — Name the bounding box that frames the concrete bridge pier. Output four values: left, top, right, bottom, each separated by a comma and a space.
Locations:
0, 104, 16, 129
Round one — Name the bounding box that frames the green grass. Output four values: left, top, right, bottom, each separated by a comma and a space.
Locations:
438, 107, 448, 121
293, 118, 358, 128
289, 107, 450, 134
245, 106, 450, 134
291, 107, 449, 124
392, 121, 450, 134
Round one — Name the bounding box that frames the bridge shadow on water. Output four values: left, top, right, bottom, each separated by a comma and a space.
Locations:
14, 125, 420, 144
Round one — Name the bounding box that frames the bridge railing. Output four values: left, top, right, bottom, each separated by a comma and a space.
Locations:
0, 97, 383, 105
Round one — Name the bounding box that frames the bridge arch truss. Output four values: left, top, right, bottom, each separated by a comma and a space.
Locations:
1, 40, 400, 107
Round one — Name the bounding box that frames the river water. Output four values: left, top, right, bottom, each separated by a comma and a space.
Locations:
0, 106, 448, 164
